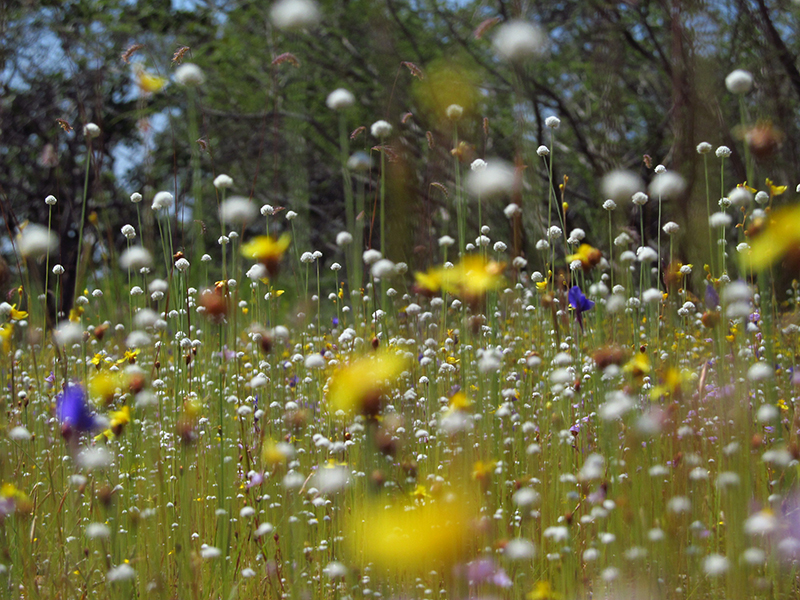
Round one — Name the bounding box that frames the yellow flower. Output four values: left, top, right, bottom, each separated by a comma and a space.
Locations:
115, 349, 140, 366
8, 305, 27, 321
413, 267, 443, 294
623, 351, 650, 377
742, 204, 800, 272
448, 391, 472, 412
737, 181, 757, 194
347, 496, 474, 574
0, 324, 12, 353
327, 351, 410, 417
766, 178, 787, 196
241, 234, 291, 277
93, 405, 132, 440
528, 581, 562, 600
410, 484, 432, 502
472, 459, 497, 483
261, 439, 290, 467
566, 244, 602, 271
89, 372, 123, 406
135, 64, 168, 94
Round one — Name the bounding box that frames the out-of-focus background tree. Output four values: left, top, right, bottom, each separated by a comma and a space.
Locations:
2, 0, 799, 305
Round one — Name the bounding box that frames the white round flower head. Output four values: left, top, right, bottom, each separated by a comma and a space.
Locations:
219, 196, 257, 227
470, 158, 487, 171
285, 210, 298, 221
175, 258, 190, 272
83, 123, 101, 138
548, 225, 562, 239
121, 224, 136, 239
130, 192, 142, 204
729, 186, 753, 207
348, 151, 372, 172
52, 264, 65, 275
323, 561, 348, 579
107, 563, 135, 583
246, 263, 267, 281
697, 142, 712, 154
18, 224, 58, 259
703, 554, 730, 577
270, 0, 321, 30
662, 221, 680, 235
363, 249, 382, 265
755, 191, 769, 205
535, 239, 549, 251
493, 20, 548, 62
438, 235, 455, 248
568, 228, 585, 242
152, 191, 174, 211
336, 231, 353, 247
446, 104, 464, 120
632, 191, 649, 206
512, 256, 527, 269
636, 246, 658, 263
747, 362, 773, 382
719, 196, 731, 208
300, 251, 315, 264
0, 303, 11, 318
9, 426, 31, 441
642, 288, 662, 304
709, 212, 732, 228
330, 262, 342, 271
654, 164, 666, 174
201, 254, 212, 262
326, 88, 355, 110
602, 199, 617, 211
649, 171, 686, 199
213, 174, 233, 189
45, 194, 57, 206
680, 264, 692, 275
120, 246, 152, 270
601, 170, 644, 202
304, 353, 325, 369
545, 116, 560, 129
371, 259, 396, 279
175, 63, 204, 87
370, 120, 392, 139
260, 204, 274, 216
725, 69, 753, 95
54, 321, 83, 347
536, 145, 550, 157
716, 146, 732, 158
504, 203, 521, 218
505, 538, 536, 560
467, 159, 515, 198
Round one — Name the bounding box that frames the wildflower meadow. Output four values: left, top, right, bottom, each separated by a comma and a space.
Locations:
3, 1, 800, 599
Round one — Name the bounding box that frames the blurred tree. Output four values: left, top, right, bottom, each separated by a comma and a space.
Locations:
3, 0, 800, 302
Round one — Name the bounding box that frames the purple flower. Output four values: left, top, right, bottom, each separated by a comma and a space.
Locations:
705, 284, 719, 310
568, 285, 594, 329
56, 384, 96, 432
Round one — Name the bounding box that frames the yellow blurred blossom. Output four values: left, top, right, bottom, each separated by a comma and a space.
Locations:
566, 244, 602, 271
241, 234, 291, 277
8, 305, 27, 321
347, 496, 474, 574
135, 64, 168, 94
327, 351, 410, 417
89, 371, 124, 406
742, 204, 800, 272
623, 351, 651, 378
528, 581, 562, 600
